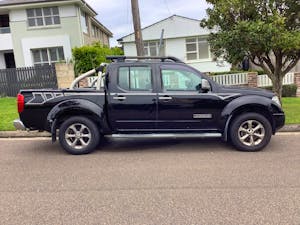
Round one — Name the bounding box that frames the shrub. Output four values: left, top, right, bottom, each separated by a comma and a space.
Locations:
72, 42, 123, 76
262, 84, 297, 97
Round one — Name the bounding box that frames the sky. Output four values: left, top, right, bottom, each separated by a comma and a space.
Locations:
85, 0, 210, 46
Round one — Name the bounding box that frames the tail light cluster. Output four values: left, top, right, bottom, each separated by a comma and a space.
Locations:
17, 93, 25, 113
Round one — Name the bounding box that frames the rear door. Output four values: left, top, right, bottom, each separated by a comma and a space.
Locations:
107, 64, 158, 132
157, 64, 224, 131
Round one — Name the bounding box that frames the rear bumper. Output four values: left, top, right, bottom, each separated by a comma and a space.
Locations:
13, 119, 26, 130
273, 113, 285, 132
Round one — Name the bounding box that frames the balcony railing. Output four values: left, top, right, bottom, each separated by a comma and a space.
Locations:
0, 27, 11, 34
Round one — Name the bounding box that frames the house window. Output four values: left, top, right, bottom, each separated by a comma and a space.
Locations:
186, 37, 210, 61
91, 25, 96, 37
144, 41, 165, 56
27, 7, 60, 27
32, 47, 65, 66
81, 11, 88, 33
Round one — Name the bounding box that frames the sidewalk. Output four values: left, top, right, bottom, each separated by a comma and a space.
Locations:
1, 125, 300, 138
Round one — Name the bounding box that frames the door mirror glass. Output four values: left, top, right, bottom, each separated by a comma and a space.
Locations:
201, 79, 211, 92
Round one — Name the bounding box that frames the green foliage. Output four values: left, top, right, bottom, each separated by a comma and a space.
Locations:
262, 84, 297, 97
201, 0, 300, 98
0, 97, 18, 131
282, 97, 300, 124
72, 42, 123, 76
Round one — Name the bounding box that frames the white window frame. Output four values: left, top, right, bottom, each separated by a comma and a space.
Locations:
31, 47, 65, 66
144, 40, 165, 57
27, 7, 60, 27
185, 36, 211, 62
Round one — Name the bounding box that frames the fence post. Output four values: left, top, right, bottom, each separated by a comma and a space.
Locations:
247, 72, 258, 88
294, 72, 300, 97
55, 63, 75, 89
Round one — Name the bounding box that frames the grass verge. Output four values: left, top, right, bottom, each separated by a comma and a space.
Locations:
0, 97, 18, 131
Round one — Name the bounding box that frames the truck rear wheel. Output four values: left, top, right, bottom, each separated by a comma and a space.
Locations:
59, 116, 100, 155
229, 113, 272, 152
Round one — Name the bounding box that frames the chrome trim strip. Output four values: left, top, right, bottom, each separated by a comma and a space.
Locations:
113, 96, 126, 100
273, 113, 285, 116
110, 93, 157, 96
64, 92, 105, 96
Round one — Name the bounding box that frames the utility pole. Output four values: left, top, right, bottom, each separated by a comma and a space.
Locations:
131, 0, 144, 56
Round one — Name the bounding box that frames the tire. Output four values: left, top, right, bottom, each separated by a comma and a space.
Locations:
59, 116, 100, 155
229, 113, 272, 152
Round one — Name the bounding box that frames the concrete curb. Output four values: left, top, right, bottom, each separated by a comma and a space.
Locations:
0, 125, 300, 138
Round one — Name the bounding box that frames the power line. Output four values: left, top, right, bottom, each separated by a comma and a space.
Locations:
163, 0, 172, 15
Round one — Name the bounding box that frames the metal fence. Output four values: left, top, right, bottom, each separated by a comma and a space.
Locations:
0, 65, 57, 97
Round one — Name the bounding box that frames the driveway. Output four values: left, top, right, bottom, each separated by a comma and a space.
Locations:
0, 133, 300, 224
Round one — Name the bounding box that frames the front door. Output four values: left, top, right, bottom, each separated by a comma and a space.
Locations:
157, 64, 223, 132
108, 65, 157, 132
4, 53, 16, 68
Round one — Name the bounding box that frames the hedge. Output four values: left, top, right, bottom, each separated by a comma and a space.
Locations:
72, 42, 123, 76
262, 84, 297, 97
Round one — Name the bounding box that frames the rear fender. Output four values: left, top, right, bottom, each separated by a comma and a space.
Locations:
47, 99, 104, 142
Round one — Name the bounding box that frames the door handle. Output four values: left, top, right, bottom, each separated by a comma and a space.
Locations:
113, 96, 126, 101
159, 96, 172, 100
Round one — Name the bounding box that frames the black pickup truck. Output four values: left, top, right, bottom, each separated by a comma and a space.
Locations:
14, 56, 285, 154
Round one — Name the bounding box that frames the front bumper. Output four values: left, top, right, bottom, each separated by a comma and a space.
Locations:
13, 119, 26, 130
273, 113, 285, 132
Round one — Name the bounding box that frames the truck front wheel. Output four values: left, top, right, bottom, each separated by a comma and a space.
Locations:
229, 113, 272, 152
59, 116, 100, 155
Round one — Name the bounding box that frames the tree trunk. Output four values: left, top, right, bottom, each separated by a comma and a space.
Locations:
271, 74, 283, 102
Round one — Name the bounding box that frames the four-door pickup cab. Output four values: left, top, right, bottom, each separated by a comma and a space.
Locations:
14, 56, 285, 154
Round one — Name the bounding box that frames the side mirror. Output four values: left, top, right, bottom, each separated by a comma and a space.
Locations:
201, 79, 211, 92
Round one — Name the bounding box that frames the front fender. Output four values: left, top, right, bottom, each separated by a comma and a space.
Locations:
221, 95, 273, 141
221, 95, 272, 118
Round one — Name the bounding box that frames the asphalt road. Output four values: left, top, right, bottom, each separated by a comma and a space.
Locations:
0, 133, 300, 225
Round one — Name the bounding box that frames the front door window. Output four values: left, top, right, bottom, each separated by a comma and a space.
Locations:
161, 69, 202, 92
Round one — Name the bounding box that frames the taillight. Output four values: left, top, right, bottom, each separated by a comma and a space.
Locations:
17, 93, 24, 113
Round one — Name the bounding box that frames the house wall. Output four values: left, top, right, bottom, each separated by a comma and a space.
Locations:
123, 38, 231, 73
9, 4, 83, 67
0, 33, 13, 51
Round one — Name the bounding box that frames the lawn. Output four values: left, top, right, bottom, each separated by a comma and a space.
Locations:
0, 97, 18, 131
282, 97, 300, 125
0, 97, 299, 131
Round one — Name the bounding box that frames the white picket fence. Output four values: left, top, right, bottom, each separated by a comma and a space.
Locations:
257, 72, 294, 87
211, 73, 248, 86
211, 72, 295, 87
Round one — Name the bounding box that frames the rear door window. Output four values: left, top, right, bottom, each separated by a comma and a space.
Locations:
118, 66, 152, 91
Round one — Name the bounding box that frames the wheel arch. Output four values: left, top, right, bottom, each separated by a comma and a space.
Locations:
222, 96, 275, 141
46, 99, 104, 141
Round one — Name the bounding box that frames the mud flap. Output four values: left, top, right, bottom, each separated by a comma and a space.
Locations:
51, 119, 57, 143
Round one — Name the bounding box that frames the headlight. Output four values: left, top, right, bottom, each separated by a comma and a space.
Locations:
272, 96, 281, 108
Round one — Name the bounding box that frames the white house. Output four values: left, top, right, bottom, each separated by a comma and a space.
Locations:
0, 0, 112, 69
118, 15, 231, 73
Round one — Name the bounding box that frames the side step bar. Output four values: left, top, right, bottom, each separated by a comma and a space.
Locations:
111, 133, 222, 138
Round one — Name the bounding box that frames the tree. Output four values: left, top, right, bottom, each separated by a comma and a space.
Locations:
72, 42, 123, 76
201, 0, 300, 99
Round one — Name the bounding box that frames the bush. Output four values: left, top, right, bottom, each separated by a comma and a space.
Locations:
262, 84, 297, 97
72, 42, 123, 76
